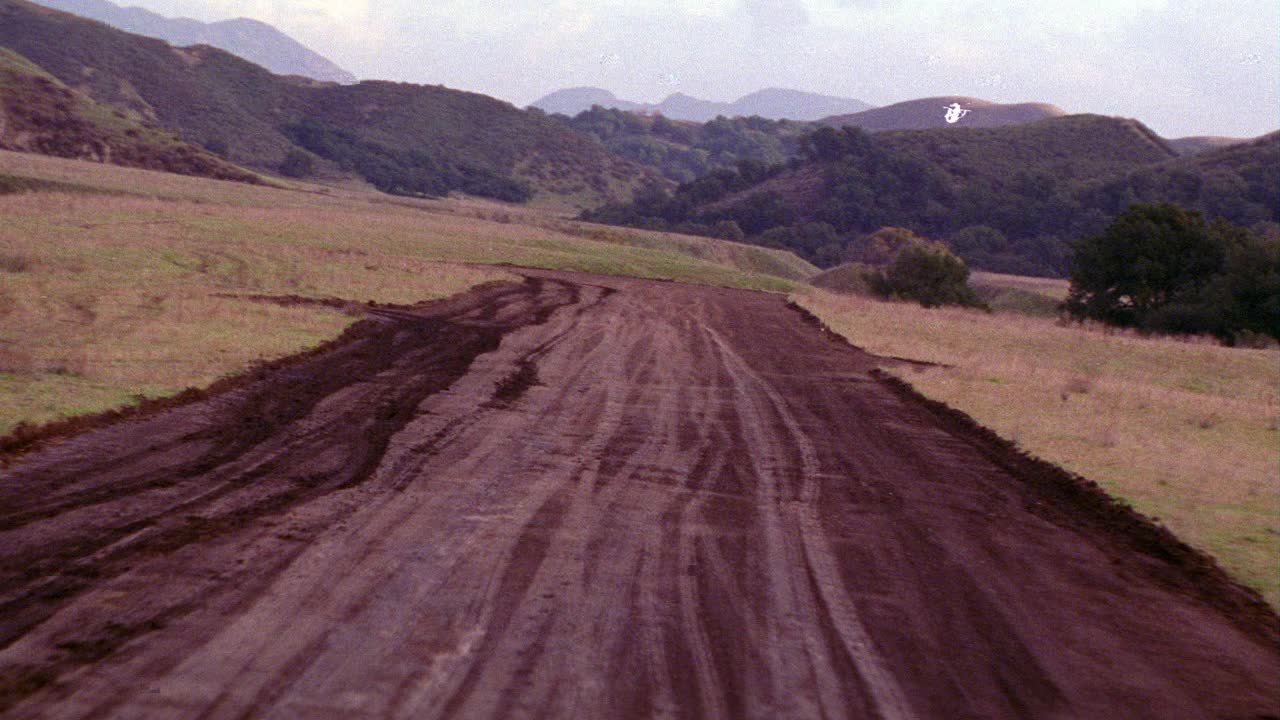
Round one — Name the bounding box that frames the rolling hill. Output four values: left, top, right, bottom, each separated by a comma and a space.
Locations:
820, 96, 1066, 131
875, 113, 1177, 186
551, 106, 810, 183
585, 115, 1278, 275
532, 87, 873, 122
0, 0, 654, 205
30, 0, 356, 83
1167, 135, 1251, 157
0, 46, 259, 183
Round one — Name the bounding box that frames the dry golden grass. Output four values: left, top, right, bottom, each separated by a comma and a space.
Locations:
0, 189, 510, 432
970, 270, 1070, 300
796, 289, 1280, 606
0, 150, 804, 435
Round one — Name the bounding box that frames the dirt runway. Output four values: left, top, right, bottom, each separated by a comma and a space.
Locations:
1, 271, 1277, 719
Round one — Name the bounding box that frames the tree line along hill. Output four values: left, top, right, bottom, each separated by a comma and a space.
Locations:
583, 117, 1278, 278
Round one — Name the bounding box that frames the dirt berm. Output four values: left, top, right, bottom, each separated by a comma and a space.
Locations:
1, 270, 1276, 719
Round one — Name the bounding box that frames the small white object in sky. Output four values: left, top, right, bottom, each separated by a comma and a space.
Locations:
658, 72, 681, 87
943, 102, 970, 123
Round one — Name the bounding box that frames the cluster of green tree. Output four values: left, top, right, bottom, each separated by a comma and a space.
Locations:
282, 120, 532, 201
551, 106, 809, 183
581, 121, 1278, 274
1065, 203, 1279, 344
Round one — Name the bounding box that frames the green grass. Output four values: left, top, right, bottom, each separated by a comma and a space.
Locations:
797, 288, 1280, 606
0, 150, 809, 434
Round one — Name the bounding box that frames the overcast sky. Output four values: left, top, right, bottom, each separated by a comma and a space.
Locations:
117, 0, 1277, 138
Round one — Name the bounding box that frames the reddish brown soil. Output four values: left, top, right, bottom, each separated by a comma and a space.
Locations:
1, 271, 1277, 719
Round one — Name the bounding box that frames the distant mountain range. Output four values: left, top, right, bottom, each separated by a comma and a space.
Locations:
532, 87, 875, 122
0, 0, 654, 205
30, 0, 356, 83
820, 96, 1067, 131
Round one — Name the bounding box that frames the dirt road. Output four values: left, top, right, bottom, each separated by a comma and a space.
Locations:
1, 271, 1276, 719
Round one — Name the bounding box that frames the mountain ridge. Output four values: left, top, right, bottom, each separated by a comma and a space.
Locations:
0, 0, 655, 206
30, 0, 356, 83
531, 86, 874, 122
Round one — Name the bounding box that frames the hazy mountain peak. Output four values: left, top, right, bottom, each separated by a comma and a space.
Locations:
29, 0, 356, 83
531, 87, 874, 122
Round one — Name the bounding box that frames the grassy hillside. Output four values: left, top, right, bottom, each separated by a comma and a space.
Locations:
877, 113, 1176, 188
0, 0, 652, 206
0, 149, 808, 436
0, 46, 260, 182
798, 289, 1280, 607
820, 95, 1066, 131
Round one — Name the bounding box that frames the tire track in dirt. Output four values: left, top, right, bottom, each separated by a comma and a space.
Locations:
0, 270, 1276, 719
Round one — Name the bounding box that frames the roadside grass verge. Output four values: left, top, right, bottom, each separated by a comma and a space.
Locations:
0, 151, 806, 434
969, 271, 1070, 317
795, 288, 1280, 607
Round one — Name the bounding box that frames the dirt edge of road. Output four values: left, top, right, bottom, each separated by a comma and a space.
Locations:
0, 288, 505, 463
3, 285, 1275, 651
787, 298, 1279, 645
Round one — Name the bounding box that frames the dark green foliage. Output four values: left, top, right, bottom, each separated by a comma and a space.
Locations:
555, 106, 807, 183
866, 241, 985, 308
282, 120, 532, 201
581, 115, 1279, 276
1065, 203, 1280, 342
712, 220, 745, 242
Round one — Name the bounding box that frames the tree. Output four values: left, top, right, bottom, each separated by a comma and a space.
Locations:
1199, 222, 1280, 342
867, 241, 985, 308
1065, 203, 1225, 327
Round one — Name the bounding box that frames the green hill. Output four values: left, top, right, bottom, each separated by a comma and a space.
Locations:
0, 46, 260, 182
552, 106, 810, 183
584, 115, 1278, 275
876, 114, 1177, 188
0, 0, 653, 205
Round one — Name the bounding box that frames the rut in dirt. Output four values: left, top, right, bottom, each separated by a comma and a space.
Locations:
0, 270, 1276, 720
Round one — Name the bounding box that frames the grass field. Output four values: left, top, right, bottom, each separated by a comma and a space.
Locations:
0, 151, 806, 435
797, 288, 1280, 606
4, 149, 1275, 610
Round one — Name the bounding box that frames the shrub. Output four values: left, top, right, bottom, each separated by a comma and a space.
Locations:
867, 241, 986, 308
